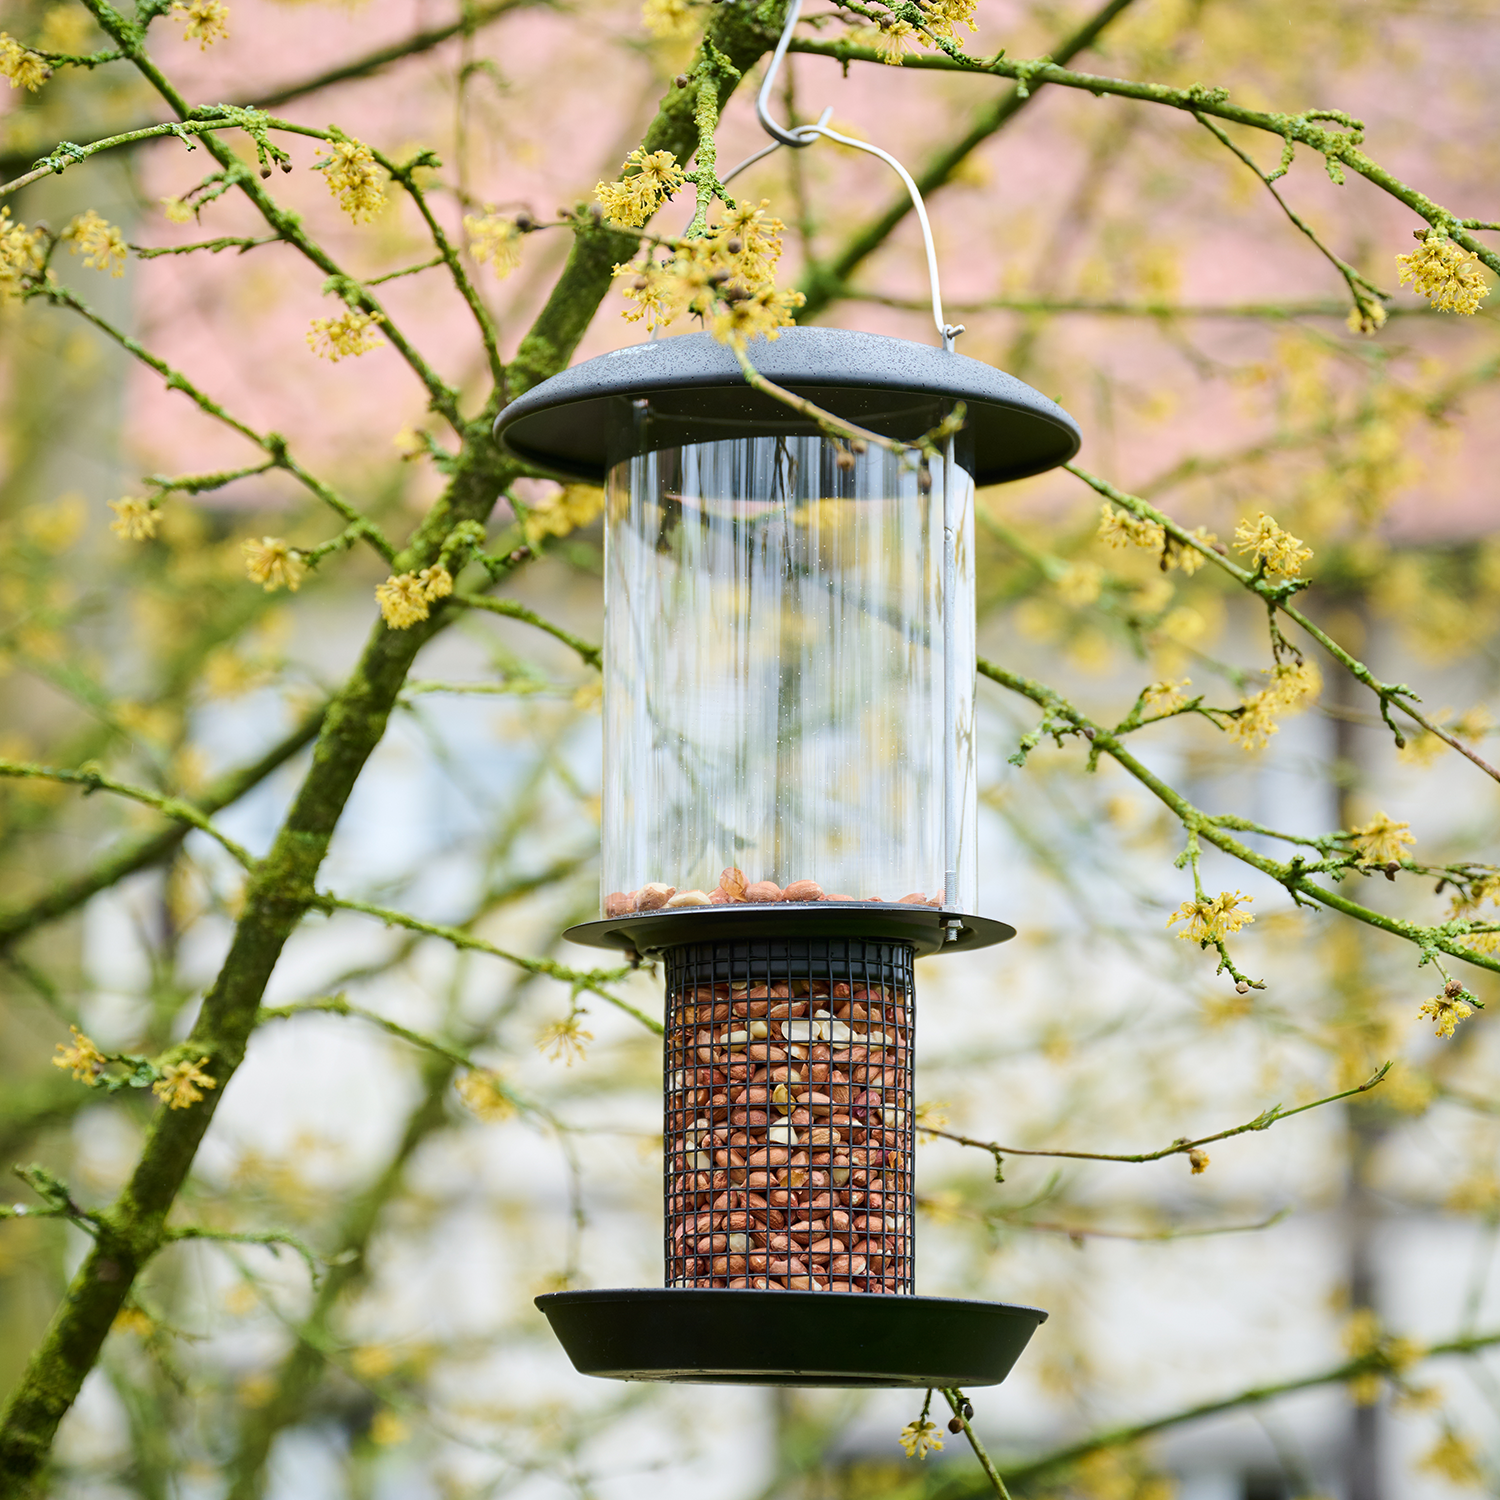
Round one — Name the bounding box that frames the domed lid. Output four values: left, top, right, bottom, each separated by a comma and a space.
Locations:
494, 327, 1080, 486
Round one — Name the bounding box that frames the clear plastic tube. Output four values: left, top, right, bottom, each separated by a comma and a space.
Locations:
601, 431, 976, 913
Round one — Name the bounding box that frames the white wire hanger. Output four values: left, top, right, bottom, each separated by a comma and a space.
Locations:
707, 0, 965, 353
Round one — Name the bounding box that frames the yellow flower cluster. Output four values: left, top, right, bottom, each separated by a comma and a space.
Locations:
1054, 561, 1103, 606
161, 195, 197, 224
464, 213, 524, 277
872, 17, 917, 63
1233, 511, 1312, 579
319, 138, 386, 223
537, 1014, 593, 1066
1346, 299, 1387, 336
615, 202, 804, 346
1142, 678, 1191, 714
522, 484, 606, 546
0, 32, 50, 91
1168, 890, 1254, 945
306, 308, 385, 361
711, 287, 805, 350
1397, 233, 1490, 315
172, 0, 230, 47
62, 210, 128, 277
242, 536, 307, 592
52, 1025, 105, 1083
1348, 811, 1414, 866
1097, 502, 1164, 555
108, 497, 158, 541
642, 0, 699, 39
1419, 991, 1473, 1039
375, 564, 452, 628
0, 208, 42, 301
897, 1418, 944, 1459
918, 0, 977, 42
595, 148, 686, 229
1188, 1148, 1210, 1174
153, 1056, 217, 1109
1226, 658, 1321, 750
455, 1069, 515, 1122
1417, 1432, 1483, 1486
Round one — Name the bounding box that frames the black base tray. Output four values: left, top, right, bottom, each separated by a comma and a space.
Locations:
536, 1288, 1046, 1387
563, 904, 1016, 959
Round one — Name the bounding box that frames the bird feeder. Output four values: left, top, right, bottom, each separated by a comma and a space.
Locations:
495, 326, 1079, 1387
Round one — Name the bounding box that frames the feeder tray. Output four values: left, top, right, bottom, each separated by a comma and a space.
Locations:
563, 903, 1016, 959
536, 1288, 1047, 1387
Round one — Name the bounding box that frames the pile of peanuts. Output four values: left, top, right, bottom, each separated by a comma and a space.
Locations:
665, 969, 912, 1294
608, 867, 943, 917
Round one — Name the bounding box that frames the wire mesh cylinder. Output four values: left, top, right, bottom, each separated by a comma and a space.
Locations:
664, 939, 915, 1294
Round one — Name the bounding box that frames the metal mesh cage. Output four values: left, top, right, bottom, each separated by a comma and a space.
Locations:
663, 939, 915, 1294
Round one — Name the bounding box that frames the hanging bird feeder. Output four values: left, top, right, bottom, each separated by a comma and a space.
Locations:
492, 0, 1079, 1387
495, 327, 1079, 1387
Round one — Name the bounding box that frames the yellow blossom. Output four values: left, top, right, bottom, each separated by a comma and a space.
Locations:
1447, 1170, 1500, 1216
455, 1069, 516, 1122
1233, 511, 1312, 578
642, 0, 699, 40
112, 1305, 153, 1336
1397, 233, 1489, 316
897, 1417, 944, 1459
369, 1409, 409, 1445
1347, 299, 1388, 335
318, 138, 387, 222
202, 646, 272, 698
62, 210, 128, 277
242, 537, 307, 593
873, 17, 917, 63
1097, 502, 1165, 555
160, 196, 196, 224
919, 0, 977, 42
152, 1057, 217, 1109
1168, 890, 1253, 945
595, 148, 686, 228
40, 7, 93, 52
1143, 678, 1191, 714
521, 484, 606, 545
1055, 561, 1103, 606
464, 212, 524, 276
1417, 1431, 1484, 1487
52, 1025, 105, 1083
537, 1014, 593, 1066
350, 1345, 396, 1380
307, 309, 385, 361
172, 0, 229, 47
1397, 729, 1447, 767
375, 565, 452, 629
1188, 1148, 1210, 1174
1418, 992, 1473, 1039
614, 205, 791, 333
0, 33, 51, 91
1348, 811, 1414, 866
22, 493, 85, 552
1226, 659, 1322, 750
710, 285, 805, 350
109, 497, 158, 541
1168, 525, 1218, 575
1, 208, 43, 301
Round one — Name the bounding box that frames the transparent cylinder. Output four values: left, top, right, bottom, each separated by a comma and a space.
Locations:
601, 430, 976, 913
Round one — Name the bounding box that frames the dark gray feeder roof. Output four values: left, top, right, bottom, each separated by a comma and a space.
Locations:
493, 327, 1081, 487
